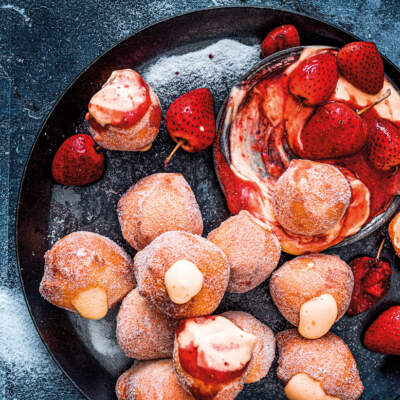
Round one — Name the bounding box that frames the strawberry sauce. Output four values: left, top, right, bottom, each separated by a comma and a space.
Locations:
215, 49, 400, 225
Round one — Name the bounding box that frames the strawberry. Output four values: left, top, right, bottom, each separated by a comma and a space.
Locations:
261, 25, 300, 58
364, 306, 400, 355
297, 101, 368, 159
347, 240, 392, 316
337, 41, 384, 95
368, 118, 400, 170
52, 134, 105, 186
164, 88, 215, 166
288, 52, 338, 106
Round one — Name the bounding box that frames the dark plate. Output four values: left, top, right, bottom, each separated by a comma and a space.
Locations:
16, 6, 400, 400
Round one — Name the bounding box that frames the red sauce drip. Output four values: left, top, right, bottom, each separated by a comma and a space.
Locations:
176, 318, 248, 385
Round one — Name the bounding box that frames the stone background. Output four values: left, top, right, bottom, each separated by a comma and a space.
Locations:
1, 0, 399, 399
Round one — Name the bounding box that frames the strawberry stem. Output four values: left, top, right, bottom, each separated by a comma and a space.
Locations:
357, 89, 391, 116
95, 145, 102, 153
376, 238, 385, 261
164, 140, 184, 167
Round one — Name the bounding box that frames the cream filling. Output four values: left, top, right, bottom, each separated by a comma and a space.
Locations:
298, 294, 338, 339
285, 373, 340, 400
164, 259, 203, 304
178, 316, 257, 372
89, 69, 148, 126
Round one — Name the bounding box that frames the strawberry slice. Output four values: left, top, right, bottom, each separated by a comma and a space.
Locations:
164, 88, 216, 166
368, 118, 400, 171
261, 25, 300, 58
364, 306, 400, 355
288, 52, 338, 106
337, 41, 384, 95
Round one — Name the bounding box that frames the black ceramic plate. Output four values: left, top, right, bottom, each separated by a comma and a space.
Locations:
16, 6, 400, 400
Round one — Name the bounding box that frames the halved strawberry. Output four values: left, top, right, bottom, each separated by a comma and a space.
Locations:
337, 41, 384, 95
164, 88, 216, 166
288, 52, 338, 106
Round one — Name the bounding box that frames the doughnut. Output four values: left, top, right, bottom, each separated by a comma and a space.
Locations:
116, 288, 178, 360
221, 311, 276, 384
389, 211, 400, 256
208, 210, 281, 293
277, 329, 364, 400
134, 231, 229, 319
272, 160, 351, 236
116, 359, 193, 400
269, 254, 353, 339
39, 231, 135, 320
86, 69, 161, 151
173, 315, 258, 399
118, 173, 203, 251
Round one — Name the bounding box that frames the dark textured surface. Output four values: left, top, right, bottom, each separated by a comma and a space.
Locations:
2, 1, 400, 399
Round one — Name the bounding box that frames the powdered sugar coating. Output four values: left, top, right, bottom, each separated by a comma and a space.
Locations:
269, 254, 354, 327
116, 288, 178, 359
222, 311, 276, 384
116, 359, 193, 400
276, 329, 364, 400
134, 231, 229, 319
208, 210, 281, 293
88, 70, 162, 151
40, 231, 135, 313
272, 160, 351, 236
118, 173, 203, 251
173, 335, 245, 400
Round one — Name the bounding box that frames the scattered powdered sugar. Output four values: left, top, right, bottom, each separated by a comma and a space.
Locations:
143, 39, 260, 104
69, 307, 130, 375
87, 318, 122, 357
0, 286, 52, 372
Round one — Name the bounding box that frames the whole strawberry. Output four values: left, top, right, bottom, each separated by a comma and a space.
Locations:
368, 118, 400, 170
288, 52, 338, 106
164, 88, 215, 166
337, 41, 384, 94
52, 134, 105, 186
364, 306, 400, 355
347, 241, 392, 316
261, 25, 300, 58
297, 102, 368, 159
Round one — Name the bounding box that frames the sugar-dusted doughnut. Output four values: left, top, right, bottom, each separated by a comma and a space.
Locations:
173, 315, 258, 399
277, 329, 363, 400
116, 359, 193, 400
270, 254, 353, 339
39, 231, 135, 320
86, 69, 161, 151
221, 311, 275, 384
272, 160, 351, 236
208, 210, 281, 293
116, 288, 178, 360
134, 231, 229, 319
118, 173, 203, 251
